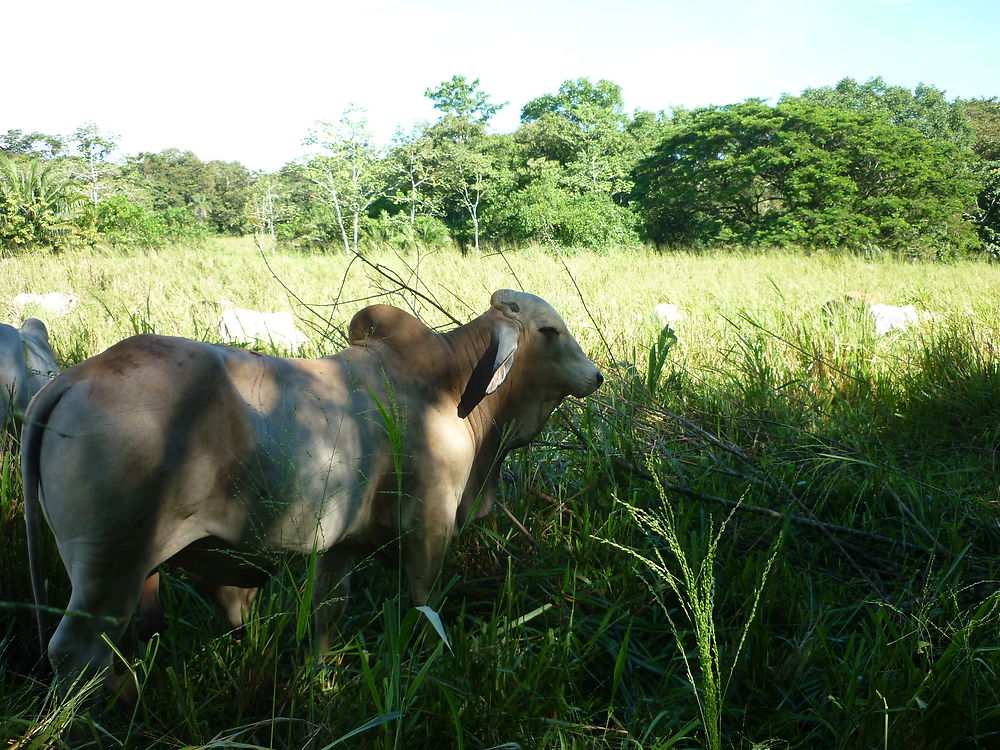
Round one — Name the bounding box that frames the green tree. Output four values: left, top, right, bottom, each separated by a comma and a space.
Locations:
0, 156, 84, 253
120, 149, 251, 235
424, 75, 504, 124
964, 99, 1000, 255
387, 125, 440, 224
422, 116, 496, 253
0, 129, 66, 158
421, 78, 506, 252
89, 194, 166, 248
520, 78, 633, 196
795, 76, 974, 149
302, 106, 397, 254
122, 148, 214, 213
509, 78, 661, 247
632, 100, 777, 247
487, 159, 639, 249
205, 160, 252, 234
71, 122, 119, 205
971, 163, 1000, 257
963, 98, 1000, 160
632, 99, 980, 256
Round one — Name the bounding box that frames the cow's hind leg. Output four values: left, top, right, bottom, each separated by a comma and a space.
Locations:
136, 571, 166, 640
47, 554, 148, 702
136, 571, 257, 641
203, 583, 258, 636
312, 549, 355, 661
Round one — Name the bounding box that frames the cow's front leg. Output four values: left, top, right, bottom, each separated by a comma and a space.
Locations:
402, 510, 457, 608
398, 511, 458, 657
400, 472, 466, 608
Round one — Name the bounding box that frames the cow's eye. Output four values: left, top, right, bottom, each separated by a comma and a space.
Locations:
539, 326, 559, 338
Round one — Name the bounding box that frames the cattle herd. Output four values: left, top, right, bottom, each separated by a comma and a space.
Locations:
7, 289, 603, 703
655, 291, 938, 336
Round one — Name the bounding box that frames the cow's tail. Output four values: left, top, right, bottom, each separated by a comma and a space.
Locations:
22, 374, 75, 662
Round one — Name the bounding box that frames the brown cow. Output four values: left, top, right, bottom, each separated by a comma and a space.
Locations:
23, 290, 602, 696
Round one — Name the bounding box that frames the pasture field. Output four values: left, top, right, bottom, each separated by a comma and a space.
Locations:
2, 239, 1000, 749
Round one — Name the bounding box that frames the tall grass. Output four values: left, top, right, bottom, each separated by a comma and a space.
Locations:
605, 478, 784, 750
2, 239, 1000, 747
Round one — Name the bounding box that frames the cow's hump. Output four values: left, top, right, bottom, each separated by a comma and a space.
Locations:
348, 304, 432, 349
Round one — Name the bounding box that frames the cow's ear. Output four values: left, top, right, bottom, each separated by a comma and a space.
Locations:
485, 317, 518, 394
458, 317, 520, 418
21, 318, 49, 344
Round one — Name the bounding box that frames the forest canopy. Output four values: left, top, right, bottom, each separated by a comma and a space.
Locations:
3, 76, 998, 259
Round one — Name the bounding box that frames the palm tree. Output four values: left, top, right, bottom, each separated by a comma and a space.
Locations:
0, 156, 84, 252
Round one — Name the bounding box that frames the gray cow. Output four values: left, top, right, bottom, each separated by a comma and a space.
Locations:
1, 318, 59, 433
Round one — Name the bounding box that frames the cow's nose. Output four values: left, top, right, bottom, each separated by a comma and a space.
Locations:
595, 371, 604, 388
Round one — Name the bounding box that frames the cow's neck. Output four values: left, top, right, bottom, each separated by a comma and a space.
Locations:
437, 317, 521, 526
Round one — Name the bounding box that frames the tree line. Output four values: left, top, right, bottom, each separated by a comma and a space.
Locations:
3, 75, 999, 259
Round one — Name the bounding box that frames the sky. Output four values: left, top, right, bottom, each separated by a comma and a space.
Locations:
5, 0, 998, 172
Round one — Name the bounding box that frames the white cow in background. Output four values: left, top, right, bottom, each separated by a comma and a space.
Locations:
823, 292, 936, 337
1, 318, 60, 431
653, 303, 685, 328
216, 300, 309, 350
868, 304, 922, 336
13, 293, 79, 317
